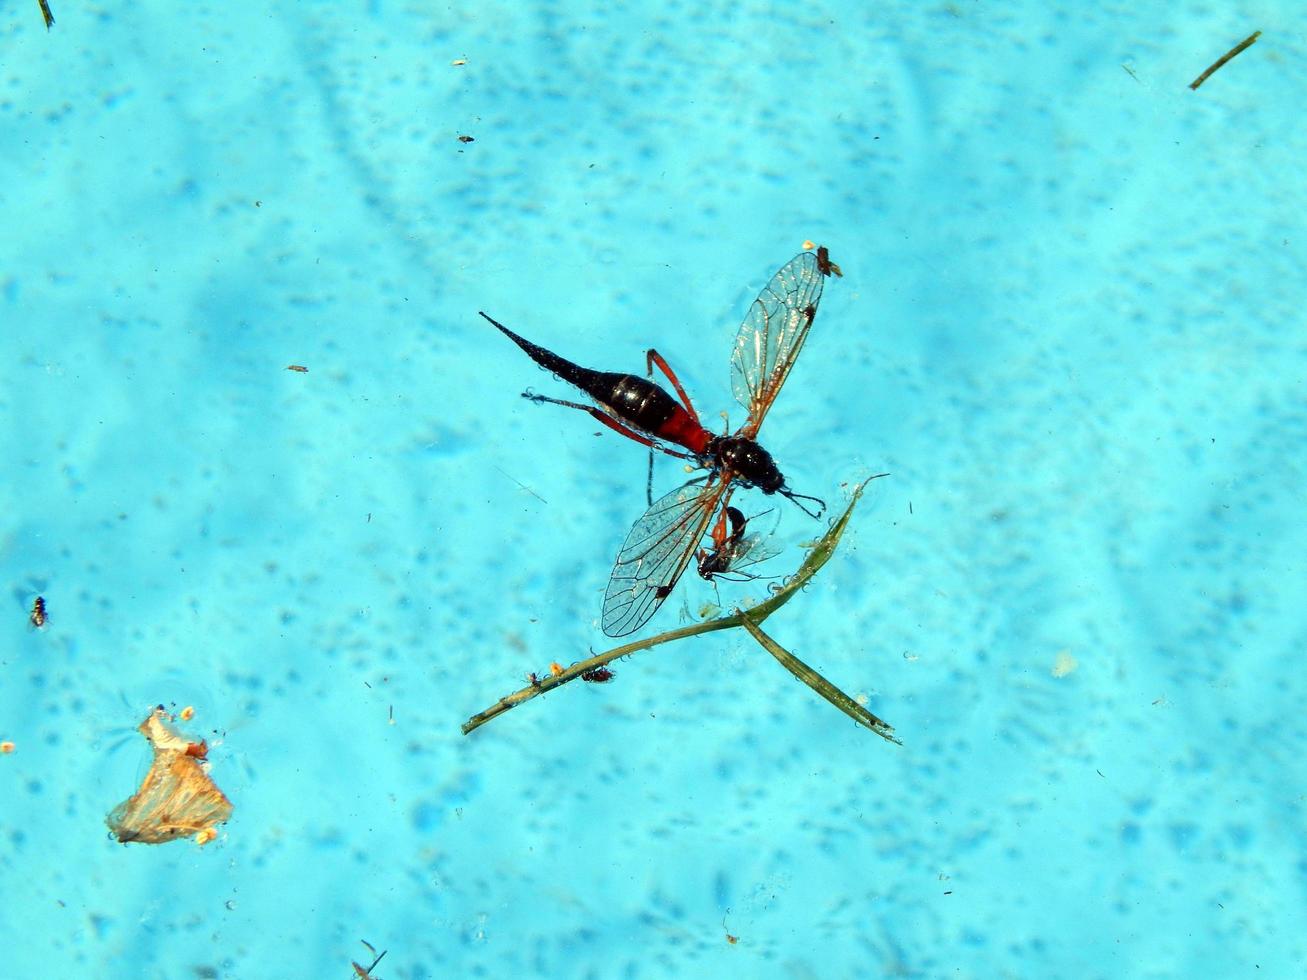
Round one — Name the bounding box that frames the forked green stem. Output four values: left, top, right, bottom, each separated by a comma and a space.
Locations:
461, 475, 897, 741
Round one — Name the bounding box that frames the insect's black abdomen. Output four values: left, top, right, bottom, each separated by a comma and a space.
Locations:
486, 315, 603, 388
605, 375, 681, 432
483, 312, 686, 437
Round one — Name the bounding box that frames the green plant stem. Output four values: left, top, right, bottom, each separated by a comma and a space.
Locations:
736, 610, 900, 743
461, 475, 895, 737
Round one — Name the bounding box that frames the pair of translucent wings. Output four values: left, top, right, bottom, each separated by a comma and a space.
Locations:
601, 247, 834, 637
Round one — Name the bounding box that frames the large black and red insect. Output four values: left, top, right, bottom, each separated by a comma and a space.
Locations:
481, 245, 840, 636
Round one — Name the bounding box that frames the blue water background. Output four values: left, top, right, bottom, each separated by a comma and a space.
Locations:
2, 2, 1305, 977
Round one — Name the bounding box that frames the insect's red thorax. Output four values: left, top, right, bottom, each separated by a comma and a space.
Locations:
656, 408, 712, 455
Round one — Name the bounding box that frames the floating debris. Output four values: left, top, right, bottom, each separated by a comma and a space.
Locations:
352, 941, 387, 978
0, 741, 14, 755
1051, 649, 1078, 678
1189, 30, 1261, 90
287, 364, 309, 373
38, 0, 54, 30
106, 707, 233, 845
457, 135, 475, 144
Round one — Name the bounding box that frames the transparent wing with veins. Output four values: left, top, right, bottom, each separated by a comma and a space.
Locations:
602, 478, 732, 637
730, 248, 830, 436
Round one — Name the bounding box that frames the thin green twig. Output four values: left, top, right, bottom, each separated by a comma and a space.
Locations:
461, 475, 895, 737
736, 610, 900, 744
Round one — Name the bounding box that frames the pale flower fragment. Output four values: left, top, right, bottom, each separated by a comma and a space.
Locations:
106, 707, 233, 845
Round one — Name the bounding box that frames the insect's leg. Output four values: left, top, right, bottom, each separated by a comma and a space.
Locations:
583, 414, 697, 458
647, 349, 702, 425
644, 349, 695, 504
522, 391, 694, 458
642, 356, 657, 506
709, 498, 731, 548
710, 512, 731, 550
646, 449, 654, 507
522, 391, 595, 412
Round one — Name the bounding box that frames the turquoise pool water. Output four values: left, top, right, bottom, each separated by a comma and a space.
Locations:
2, 2, 1304, 977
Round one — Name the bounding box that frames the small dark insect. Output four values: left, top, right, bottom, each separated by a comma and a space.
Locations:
352, 940, 387, 979
287, 364, 309, 373
29, 596, 47, 629
815, 249, 842, 277
457, 135, 475, 143
38, 0, 54, 30
581, 667, 615, 683
696, 506, 779, 582
528, 672, 541, 688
